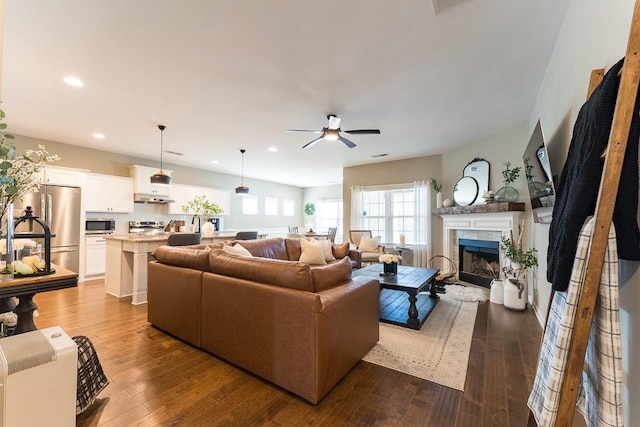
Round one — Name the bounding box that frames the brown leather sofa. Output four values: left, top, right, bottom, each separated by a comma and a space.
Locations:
147, 237, 379, 404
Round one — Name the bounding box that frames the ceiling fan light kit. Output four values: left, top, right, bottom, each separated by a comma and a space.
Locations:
235, 148, 249, 195
286, 114, 380, 149
151, 124, 171, 186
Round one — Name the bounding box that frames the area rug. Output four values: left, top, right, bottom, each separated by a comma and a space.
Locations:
437, 284, 489, 302
362, 293, 480, 391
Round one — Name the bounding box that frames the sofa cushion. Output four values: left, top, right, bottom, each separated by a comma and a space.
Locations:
299, 238, 327, 265
310, 256, 353, 291
152, 245, 213, 272
284, 238, 302, 261
209, 250, 314, 292
332, 242, 350, 259
223, 243, 252, 257
236, 237, 289, 260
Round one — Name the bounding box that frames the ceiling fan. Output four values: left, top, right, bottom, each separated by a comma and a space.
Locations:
286, 114, 380, 149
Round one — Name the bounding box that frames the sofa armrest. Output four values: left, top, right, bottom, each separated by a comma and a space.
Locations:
349, 249, 362, 269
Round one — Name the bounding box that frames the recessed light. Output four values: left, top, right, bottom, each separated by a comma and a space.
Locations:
63, 76, 84, 87
268, 147, 277, 152
211, 160, 219, 164
92, 133, 105, 139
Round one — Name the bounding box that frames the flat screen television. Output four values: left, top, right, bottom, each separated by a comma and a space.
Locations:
523, 120, 556, 223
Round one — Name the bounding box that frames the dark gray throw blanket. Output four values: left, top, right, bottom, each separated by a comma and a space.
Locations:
547, 57, 640, 291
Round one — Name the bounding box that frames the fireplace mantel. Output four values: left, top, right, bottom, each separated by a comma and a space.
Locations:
432, 202, 525, 216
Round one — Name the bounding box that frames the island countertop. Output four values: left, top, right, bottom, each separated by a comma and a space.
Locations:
104, 232, 256, 243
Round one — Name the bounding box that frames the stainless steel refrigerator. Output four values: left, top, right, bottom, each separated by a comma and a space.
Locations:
14, 185, 81, 273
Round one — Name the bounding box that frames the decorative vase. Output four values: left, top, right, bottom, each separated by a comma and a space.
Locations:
201, 221, 215, 237
0, 204, 14, 282
436, 191, 444, 209
503, 278, 527, 311
494, 184, 519, 203
489, 279, 504, 304
383, 262, 398, 275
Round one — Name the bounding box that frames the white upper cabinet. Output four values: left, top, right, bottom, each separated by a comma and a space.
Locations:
128, 164, 172, 197
41, 166, 87, 187
86, 173, 134, 213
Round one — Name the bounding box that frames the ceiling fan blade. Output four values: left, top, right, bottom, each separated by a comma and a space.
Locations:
343, 129, 381, 135
285, 129, 323, 133
302, 136, 325, 149
327, 115, 341, 130
338, 136, 357, 148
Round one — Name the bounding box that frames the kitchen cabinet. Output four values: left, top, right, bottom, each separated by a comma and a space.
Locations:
39, 166, 87, 186
85, 235, 108, 277
167, 184, 230, 215
129, 164, 172, 197
85, 173, 134, 213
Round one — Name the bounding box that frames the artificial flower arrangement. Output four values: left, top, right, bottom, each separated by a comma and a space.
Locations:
379, 253, 402, 264
0, 109, 59, 277
0, 238, 47, 275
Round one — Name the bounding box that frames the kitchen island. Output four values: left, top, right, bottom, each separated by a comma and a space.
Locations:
105, 232, 266, 304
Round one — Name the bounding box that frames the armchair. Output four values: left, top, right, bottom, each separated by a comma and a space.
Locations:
349, 230, 384, 265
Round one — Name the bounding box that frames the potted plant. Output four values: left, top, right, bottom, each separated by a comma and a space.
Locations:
494, 161, 521, 203
430, 178, 444, 208
181, 195, 223, 233
499, 232, 537, 310
304, 202, 315, 232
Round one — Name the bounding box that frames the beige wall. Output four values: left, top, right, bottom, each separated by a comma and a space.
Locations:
15, 134, 304, 231
342, 155, 442, 248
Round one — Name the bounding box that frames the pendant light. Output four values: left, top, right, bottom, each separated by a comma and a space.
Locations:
235, 149, 249, 195
150, 124, 171, 186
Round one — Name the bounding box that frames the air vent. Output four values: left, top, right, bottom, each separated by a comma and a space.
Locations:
164, 150, 183, 156
371, 153, 388, 158
432, 0, 468, 14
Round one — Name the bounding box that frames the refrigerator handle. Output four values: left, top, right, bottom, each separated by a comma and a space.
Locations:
40, 194, 46, 220
47, 194, 53, 225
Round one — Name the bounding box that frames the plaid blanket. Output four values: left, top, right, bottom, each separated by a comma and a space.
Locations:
528, 217, 623, 426
73, 336, 109, 415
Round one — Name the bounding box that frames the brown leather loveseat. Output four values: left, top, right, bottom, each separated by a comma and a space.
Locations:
147, 237, 379, 404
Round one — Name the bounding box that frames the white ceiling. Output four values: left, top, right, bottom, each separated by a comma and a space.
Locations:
1, 0, 570, 187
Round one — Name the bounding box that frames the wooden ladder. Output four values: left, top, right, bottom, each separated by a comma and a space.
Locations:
528, 1, 640, 425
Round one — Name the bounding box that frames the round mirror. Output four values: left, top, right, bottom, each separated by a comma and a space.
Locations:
453, 176, 479, 206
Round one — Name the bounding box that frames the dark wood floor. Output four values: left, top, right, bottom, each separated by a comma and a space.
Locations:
29, 279, 542, 426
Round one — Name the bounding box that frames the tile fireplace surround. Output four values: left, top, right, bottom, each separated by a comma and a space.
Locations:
434, 203, 525, 281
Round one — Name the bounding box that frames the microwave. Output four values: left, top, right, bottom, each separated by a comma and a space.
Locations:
85, 218, 115, 235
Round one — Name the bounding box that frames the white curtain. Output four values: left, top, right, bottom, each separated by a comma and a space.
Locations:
412, 180, 432, 267
350, 185, 365, 231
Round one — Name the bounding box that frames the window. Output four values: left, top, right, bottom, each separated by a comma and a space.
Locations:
283, 199, 295, 216
264, 196, 278, 216
359, 187, 415, 244
241, 195, 258, 215
318, 199, 343, 243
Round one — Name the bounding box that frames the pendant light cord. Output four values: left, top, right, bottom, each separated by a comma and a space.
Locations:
240, 148, 245, 184
158, 125, 166, 171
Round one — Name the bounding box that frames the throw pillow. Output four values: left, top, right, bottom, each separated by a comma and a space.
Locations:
311, 238, 336, 262
332, 242, 350, 259
359, 235, 381, 252
299, 238, 327, 265
223, 243, 252, 257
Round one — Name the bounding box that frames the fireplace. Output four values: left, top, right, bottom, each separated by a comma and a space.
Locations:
458, 238, 500, 288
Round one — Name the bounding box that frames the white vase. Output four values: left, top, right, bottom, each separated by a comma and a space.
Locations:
436, 191, 444, 209
489, 279, 504, 304
503, 278, 527, 311
201, 221, 215, 237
